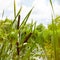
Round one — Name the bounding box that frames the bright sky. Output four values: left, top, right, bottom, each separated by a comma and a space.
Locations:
0, 0, 60, 26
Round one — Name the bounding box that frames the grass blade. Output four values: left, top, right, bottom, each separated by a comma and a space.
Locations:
14, 0, 16, 18
11, 7, 22, 26
50, 0, 54, 15
20, 8, 33, 27
2, 10, 4, 18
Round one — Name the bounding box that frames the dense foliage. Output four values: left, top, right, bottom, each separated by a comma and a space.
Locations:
0, 16, 60, 60
0, 0, 60, 60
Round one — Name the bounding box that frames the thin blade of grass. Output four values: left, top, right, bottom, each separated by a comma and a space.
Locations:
14, 0, 16, 18
50, 0, 53, 11
33, 21, 36, 32
11, 7, 22, 26
20, 8, 33, 28
50, 0, 54, 15
2, 10, 4, 18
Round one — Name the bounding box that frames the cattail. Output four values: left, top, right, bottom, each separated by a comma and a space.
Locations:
16, 15, 20, 55
18, 15, 20, 37
16, 42, 20, 55
17, 15, 20, 29
24, 32, 32, 43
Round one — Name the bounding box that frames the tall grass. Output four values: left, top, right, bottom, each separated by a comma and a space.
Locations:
0, 0, 60, 60
50, 0, 60, 60
0, 0, 34, 60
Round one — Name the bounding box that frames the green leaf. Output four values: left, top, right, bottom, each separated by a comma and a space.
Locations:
50, 0, 54, 14
11, 7, 22, 26
20, 8, 33, 28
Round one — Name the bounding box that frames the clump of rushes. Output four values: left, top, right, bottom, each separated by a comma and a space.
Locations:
0, 0, 36, 59
16, 15, 32, 56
